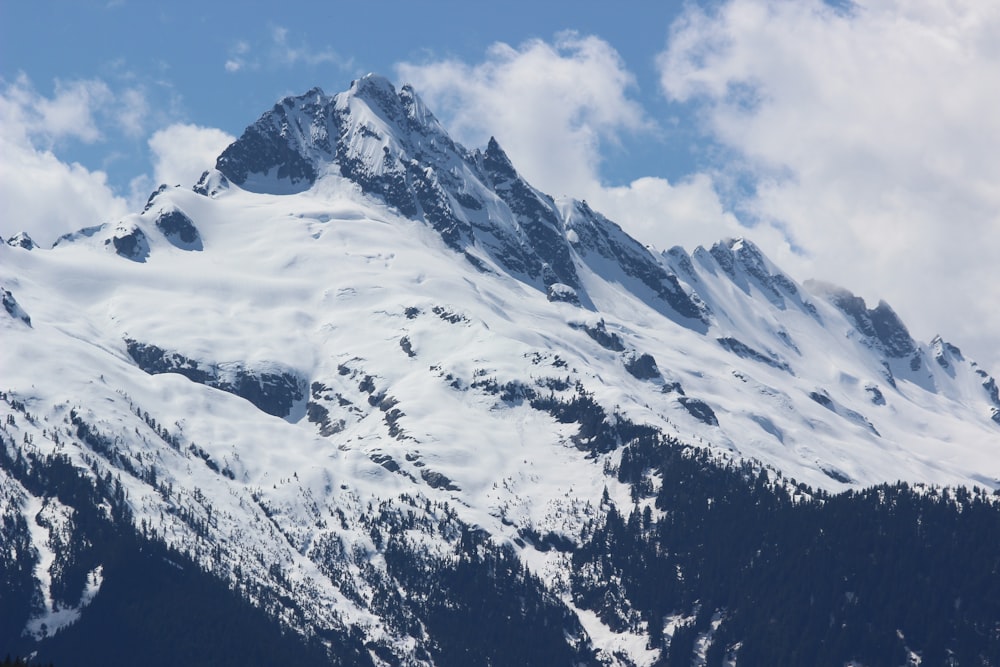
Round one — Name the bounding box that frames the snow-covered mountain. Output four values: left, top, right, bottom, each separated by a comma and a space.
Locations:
2, 74, 999, 666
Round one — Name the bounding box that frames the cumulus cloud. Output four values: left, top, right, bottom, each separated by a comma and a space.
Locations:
0, 140, 130, 247
4, 75, 112, 145
0, 75, 130, 245
397, 33, 650, 198
147, 123, 235, 188
3, 74, 152, 146
0, 74, 226, 245
658, 0, 1000, 371
396, 33, 740, 253
592, 174, 749, 253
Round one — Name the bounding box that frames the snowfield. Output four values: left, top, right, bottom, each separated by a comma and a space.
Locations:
2, 74, 998, 666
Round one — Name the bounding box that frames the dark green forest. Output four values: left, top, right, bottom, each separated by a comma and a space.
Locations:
3, 417, 1000, 666
586, 430, 1000, 666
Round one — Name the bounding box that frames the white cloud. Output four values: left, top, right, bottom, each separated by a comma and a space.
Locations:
0, 75, 130, 245
397, 33, 650, 198
0, 134, 129, 248
147, 123, 235, 188
591, 174, 749, 253
3, 74, 152, 146
658, 0, 1000, 372
4, 74, 111, 145
0, 75, 231, 247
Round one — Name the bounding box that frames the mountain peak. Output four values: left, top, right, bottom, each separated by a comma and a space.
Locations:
290, 85, 326, 101
703, 236, 808, 312
350, 72, 397, 98
216, 75, 451, 197
344, 74, 407, 124
806, 281, 916, 358
482, 136, 517, 181
210, 79, 719, 325
6, 232, 36, 250
869, 299, 915, 357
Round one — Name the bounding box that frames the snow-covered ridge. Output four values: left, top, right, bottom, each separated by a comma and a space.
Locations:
214, 73, 708, 328
2, 74, 999, 665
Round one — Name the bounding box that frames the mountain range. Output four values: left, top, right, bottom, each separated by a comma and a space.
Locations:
2, 74, 999, 666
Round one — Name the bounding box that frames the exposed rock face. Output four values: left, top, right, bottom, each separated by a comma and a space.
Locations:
563, 200, 709, 326
717, 337, 792, 373
143, 184, 172, 213
571, 320, 625, 352
479, 138, 579, 288
546, 283, 580, 305
155, 209, 203, 251
109, 225, 149, 262
868, 300, 916, 358
125, 339, 305, 418
193, 170, 230, 197
215, 87, 327, 191
865, 384, 886, 406
703, 238, 818, 319
6, 233, 36, 250
2, 287, 31, 326
808, 281, 916, 358
810, 389, 881, 436
625, 353, 661, 380
678, 396, 718, 426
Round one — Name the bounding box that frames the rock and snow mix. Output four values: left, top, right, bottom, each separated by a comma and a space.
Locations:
2, 74, 998, 666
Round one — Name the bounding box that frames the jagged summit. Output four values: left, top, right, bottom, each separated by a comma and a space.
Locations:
346, 73, 424, 129
482, 136, 517, 179
215, 73, 456, 195
214, 75, 708, 326
6, 232, 36, 250
805, 280, 916, 358
697, 237, 812, 313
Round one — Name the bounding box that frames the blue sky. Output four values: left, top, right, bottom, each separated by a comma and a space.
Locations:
1, 1, 699, 189
3, 0, 1000, 373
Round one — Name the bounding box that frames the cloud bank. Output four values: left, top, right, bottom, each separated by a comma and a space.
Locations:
0, 76, 234, 247
659, 0, 1000, 372
147, 124, 235, 188
0, 75, 130, 246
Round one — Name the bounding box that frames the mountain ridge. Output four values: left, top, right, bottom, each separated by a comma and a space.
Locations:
214, 74, 710, 328
2, 74, 999, 666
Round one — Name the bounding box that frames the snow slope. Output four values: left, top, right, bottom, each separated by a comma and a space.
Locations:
2, 74, 998, 665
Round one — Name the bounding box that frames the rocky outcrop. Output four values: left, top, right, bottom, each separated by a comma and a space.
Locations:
125, 339, 305, 418
155, 208, 203, 251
